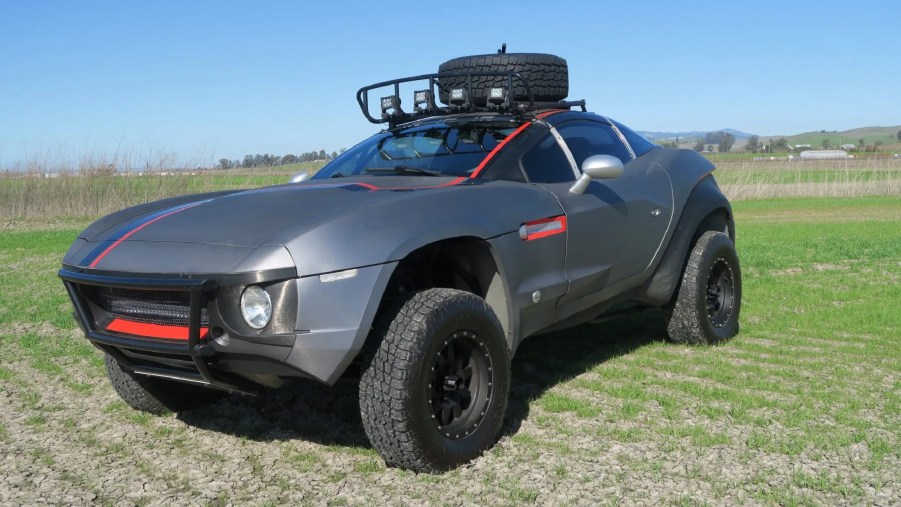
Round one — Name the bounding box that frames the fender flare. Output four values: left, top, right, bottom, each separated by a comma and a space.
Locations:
634, 176, 734, 306
357, 233, 518, 352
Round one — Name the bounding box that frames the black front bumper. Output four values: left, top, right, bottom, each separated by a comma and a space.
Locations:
59, 268, 294, 395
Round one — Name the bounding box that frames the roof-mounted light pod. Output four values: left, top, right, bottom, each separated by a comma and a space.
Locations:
413, 89, 436, 112
487, 87, 509, 108
448, 88, 469, 109
380, 95, 402, 119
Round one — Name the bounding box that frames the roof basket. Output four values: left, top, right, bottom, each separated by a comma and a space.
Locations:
357, 71, 586, 128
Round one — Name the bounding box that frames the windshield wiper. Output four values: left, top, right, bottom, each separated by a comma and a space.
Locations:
364, 165, 442, 177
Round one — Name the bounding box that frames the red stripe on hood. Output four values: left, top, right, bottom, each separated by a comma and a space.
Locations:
88, 201, 207, 268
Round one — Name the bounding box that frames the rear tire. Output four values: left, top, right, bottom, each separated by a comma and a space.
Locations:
105, 354, 225, 415
359, 288, 511, 472
666, 231, 742, 345
437, 53, 568, 106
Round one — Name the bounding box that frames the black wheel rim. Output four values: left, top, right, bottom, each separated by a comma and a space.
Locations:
428, 330, 493, 440
706, 257, 735, 328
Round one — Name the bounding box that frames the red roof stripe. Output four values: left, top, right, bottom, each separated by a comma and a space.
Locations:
469, 121, 532, 179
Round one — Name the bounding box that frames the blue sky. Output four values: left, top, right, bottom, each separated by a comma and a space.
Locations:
1, 0, 899, 168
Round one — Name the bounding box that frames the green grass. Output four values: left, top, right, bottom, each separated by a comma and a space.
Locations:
537, 391, 603, 418
0, 196, 898, 504
510, 196, 899, 482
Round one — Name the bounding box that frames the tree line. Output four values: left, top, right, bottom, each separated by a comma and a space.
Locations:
217, 149, 346, 170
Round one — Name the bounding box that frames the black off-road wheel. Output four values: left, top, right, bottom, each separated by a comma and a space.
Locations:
105, 354, 225, 415
437, 53, 568, 106
359, 288, 511, 472
666, 231, 742, 345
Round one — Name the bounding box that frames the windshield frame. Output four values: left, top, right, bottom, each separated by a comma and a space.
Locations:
312, 119, 522, 180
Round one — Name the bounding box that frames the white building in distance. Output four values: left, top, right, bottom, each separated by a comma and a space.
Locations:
799, 150, 849, 159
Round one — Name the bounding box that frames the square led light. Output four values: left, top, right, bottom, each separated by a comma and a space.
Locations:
380, 95, 401, 118
487, 87, 508, 107
413, 89, 435, 112
449, 88, 468, 107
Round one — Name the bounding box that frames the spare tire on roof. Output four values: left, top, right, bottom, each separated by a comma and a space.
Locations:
437, 53, 568, 106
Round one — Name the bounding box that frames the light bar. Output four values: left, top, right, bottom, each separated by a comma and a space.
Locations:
413, 89, 436, 112
487, 87, 508, 107
519, 215, 567, 241
448, 88, 469, 108
380, 95, 402, 118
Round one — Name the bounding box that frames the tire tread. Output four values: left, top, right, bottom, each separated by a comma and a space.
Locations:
359, 288, 509, 471
437, 53, 568, 105
666, 231, 741, 345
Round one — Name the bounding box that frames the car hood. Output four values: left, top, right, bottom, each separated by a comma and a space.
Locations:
63, 176, 565, 276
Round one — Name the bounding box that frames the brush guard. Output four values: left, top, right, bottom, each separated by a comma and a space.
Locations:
59, 269, 259, 395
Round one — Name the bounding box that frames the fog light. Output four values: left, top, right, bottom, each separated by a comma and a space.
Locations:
240, 285, 272, 329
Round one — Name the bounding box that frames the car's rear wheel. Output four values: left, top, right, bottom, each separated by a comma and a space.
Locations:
359, 288, 511, 472
437, 53, 569, 106
666, 231, 742, 345
104, 354, 225, 415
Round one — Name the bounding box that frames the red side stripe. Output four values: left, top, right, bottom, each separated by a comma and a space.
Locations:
470, 122, 532, 179
88, 202, 206, 268
523, 215, 567, 241
106, 318, 208, 341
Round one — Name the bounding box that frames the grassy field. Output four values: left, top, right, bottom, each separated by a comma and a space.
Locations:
0, 197, 898, 505
716, 158, 901, 200
703, 152, 899, 162
1, 158, 899, 220
0, 162, 324, 219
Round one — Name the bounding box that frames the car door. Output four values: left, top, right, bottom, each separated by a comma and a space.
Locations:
526, 120, 673, 306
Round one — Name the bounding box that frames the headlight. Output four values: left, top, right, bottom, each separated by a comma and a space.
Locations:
240, 286, 272, 329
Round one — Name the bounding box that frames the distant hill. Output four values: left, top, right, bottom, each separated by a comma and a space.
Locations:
775, 126, 901, 148
638, 128, 755, 141
636, 125, 901, 150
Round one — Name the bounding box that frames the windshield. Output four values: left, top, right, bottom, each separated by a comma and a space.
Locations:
313, 122, 519, 179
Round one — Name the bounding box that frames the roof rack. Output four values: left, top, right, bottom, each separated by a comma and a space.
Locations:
356, 71, 586, 128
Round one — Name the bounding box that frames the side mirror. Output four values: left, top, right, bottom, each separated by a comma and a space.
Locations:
290, 172, 310, 183
569, 155, 623, 194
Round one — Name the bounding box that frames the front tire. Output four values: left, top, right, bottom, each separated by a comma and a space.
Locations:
105, 354, 225, 415
359, 288, 511, 472
666, 231, 742, 345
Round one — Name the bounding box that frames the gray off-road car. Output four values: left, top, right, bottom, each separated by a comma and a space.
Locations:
59, 52, 741, 471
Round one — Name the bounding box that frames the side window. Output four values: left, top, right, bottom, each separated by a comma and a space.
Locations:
557, 121, 633, 169
520, 133, 575, 183
613, 121, 657, 157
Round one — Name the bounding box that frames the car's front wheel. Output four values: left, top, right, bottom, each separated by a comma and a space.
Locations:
666, 231, 742, 345
359, 288, 511, 472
